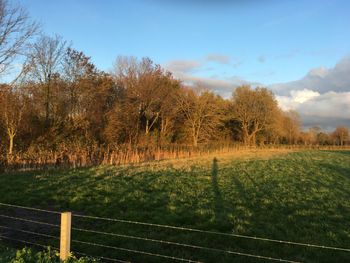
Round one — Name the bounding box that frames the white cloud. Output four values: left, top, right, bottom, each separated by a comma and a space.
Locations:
164, 54, 251, 98
206, 54, 231, 64
308, 67, 328, 78
271, 57, 350, 130
165, 60, 203, 73
276, 89, 320, 111
297, 91, 350, 119
290, 89, 320, 103
277, 90, 350, 130
174, 71, 260, 99
271, 56, 350, 95
275, 95, 296, 111
165, 53, 242, 75
165, 55, 350, 131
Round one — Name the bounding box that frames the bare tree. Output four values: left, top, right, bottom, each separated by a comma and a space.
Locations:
25, 34, 67, 125
283, 110, 301, 144
317, 132, 331, 145
308, 126, 321, 145
231, 86, 279, 145
112, 56, 180, 145
0, 0, 38, 76
332, 126, 349, 146
177, 88, 222, 146
63, 47, 96, 119
0, 85, 24, 156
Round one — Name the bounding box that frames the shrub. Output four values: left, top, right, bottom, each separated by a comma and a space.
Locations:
0, 246, 100, 263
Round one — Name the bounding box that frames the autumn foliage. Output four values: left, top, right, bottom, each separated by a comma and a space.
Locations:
0, 1, 348, 170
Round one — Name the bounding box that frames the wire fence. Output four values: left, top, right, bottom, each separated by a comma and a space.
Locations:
0, 214, 60, 228
0, 202, 349, 262
72, 213, 350, 253
0, 235, 59, 251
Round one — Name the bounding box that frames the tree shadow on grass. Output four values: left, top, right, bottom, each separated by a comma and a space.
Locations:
320, 162, 350, 182
211, 157, 226, 224
3, 155, 350, 262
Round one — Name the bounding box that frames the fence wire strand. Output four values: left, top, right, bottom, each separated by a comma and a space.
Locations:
0, 235, 58, 250
72, 239, 202, 263
0, 225, 59, 240
73, 213, 350, 252
1, 202, 349, 262
0, 202, 60, 214
0, 214, 59, 228
72, 227, 300, 263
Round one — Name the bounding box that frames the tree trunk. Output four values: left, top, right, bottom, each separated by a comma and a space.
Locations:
242, 124, 249, 146
251, 133, 256, 145
192, 126, 198, 147
9, 136, 14, 155
8, 131, 15, 156
193, 137, 198, 147
145, 119, 149, 135
45, 82, 51, 126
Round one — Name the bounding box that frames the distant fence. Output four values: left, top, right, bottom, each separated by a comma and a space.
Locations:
0, 203, 350, 262
2, 144, 350, 171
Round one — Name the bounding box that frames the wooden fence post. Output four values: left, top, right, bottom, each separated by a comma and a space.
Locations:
60, 212, 72, 261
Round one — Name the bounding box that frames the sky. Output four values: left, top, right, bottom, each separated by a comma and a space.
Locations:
15, 0, 350, 130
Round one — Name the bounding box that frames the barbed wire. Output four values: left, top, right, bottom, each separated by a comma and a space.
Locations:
72, 239, 202, 263
0, 214, 60, 228
73, 213, 350, 252
72, 227, 300, 263
0, 225, 59, 240
0, 202, 61, 214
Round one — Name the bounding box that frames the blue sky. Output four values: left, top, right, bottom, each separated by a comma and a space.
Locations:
15, 0, 350, 129
17, 0, 349, 84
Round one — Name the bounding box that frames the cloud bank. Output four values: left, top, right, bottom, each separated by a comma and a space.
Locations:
165, 55, 350, 130
271, 57, 350, 95
272, 57, 350, 130
276, 90, 350, 130
165, 55, 258, 98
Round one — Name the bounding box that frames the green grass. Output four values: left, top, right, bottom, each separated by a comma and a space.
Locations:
1, 150, 350, 262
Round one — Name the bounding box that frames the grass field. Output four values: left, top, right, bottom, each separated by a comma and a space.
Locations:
0, 149, 350, 262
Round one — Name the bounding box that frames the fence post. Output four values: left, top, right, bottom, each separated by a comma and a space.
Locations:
60, 212, 72, 261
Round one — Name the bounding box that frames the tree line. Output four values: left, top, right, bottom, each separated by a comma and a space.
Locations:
0, 0, 349, 168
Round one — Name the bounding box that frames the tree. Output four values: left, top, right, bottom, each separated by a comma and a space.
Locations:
176, 88, 222, 146
316, 132, 331, 145
308, 126, 321, 145
25, 34, 67, 125
110, 56, 180, 145
283, 110, 301, 144
0, 0, 38, 76
85, 72, 119, 143
135, 58, 180, 137
63, 48, 96, 119
230, 86, 279, 145
0, 85, 24, 156
105, 98, 140, 146
158, 86, 182, 144
332, 126, 349, 146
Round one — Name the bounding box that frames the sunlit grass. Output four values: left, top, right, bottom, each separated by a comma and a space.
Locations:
1, 150, 350, 262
